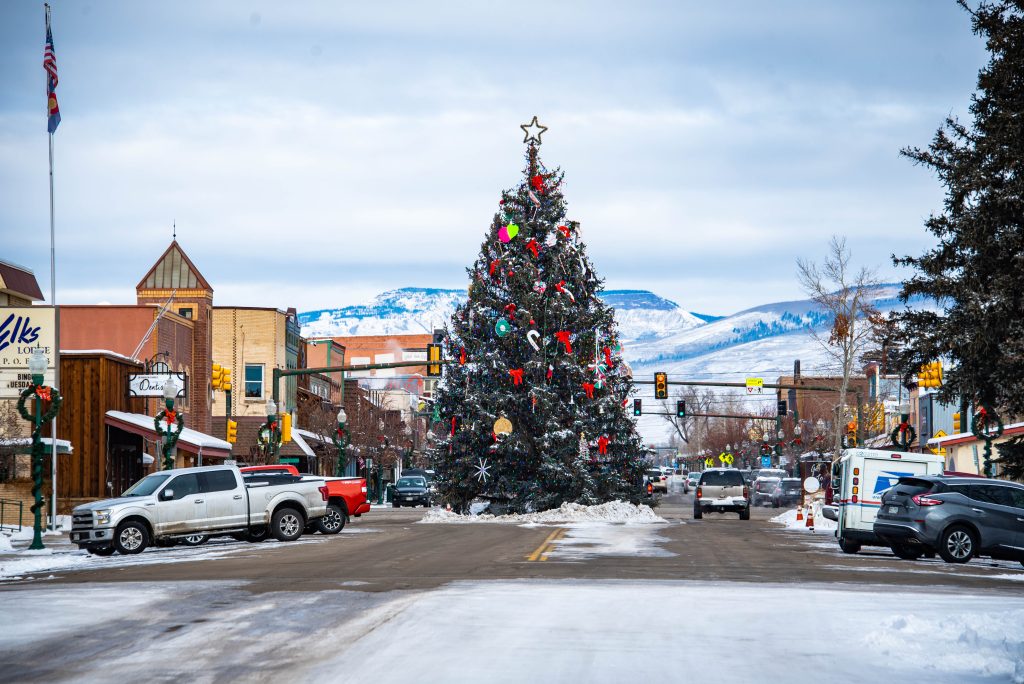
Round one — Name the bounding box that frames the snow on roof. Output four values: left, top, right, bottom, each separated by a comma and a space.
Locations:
0, 437, 73, 453
928, 421, 1024, 446
104, 411, 231, 452
61, 349, 140, 364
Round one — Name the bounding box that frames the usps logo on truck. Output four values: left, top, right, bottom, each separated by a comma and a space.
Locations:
873, 471, 914, 497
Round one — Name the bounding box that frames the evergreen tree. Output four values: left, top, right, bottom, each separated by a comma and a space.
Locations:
429, 138, 647, 513
892, 1, 1024, 476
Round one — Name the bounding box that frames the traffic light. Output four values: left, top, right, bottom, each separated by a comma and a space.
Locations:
676, 400, 686, 418
777, 399, 787, 416
211, 363, 223, 390
226, 419, 238, 444
281, 412, 292, 443
847, 420, 857, 447
654, 372, 668, 399
427, 343, 442, 377
917, 361, 943, 388
633, 399, 642, 416
953, 412, 961, 433
221, 367, 232, 392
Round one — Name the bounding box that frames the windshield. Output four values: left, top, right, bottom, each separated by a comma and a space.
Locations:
122, 473, 172, 497
701, 471, 744, 486
397, 477, 426, 488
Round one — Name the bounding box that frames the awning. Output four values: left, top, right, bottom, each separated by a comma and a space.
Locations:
0, 437, 73, 456
104, 410, 232, 459
291, 428, 332, 458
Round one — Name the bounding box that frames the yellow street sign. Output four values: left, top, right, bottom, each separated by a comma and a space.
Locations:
745, 377, 764, 394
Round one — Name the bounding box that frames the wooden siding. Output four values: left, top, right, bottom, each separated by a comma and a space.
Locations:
56, 353, 146, 506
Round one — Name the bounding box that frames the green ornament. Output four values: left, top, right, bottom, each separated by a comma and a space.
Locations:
495, 318, 511, 337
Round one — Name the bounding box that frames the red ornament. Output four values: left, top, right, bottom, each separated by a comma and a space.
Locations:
603, 346, 614, 369
459, 347, 466, 365
557, 224, 571, 239
489, 259, 501, 277
509, 368, 524, 386
451, 417, 457, 436
598, 435, 610, 455
505, 303, 517, 315
546, 364, 554, 381
525, 238, 539, 258
555, 331, 573, 353
531, 174, 545, 192
582, 382, 595, 399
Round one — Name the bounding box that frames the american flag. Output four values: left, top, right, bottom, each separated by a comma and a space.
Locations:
44, 6, 60, 133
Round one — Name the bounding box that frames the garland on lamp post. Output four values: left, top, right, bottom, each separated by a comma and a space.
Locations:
257, 398, 282, 463
154, 378, 184, 471
971, 405, 1004, 478
890, 405, 917, 452
16, 350, 62, 550
332, 408, 350, 477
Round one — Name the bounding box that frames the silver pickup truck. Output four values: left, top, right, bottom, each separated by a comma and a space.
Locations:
70, 465, 328, 555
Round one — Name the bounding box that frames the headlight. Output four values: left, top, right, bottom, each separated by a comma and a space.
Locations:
94, 509, 111, 524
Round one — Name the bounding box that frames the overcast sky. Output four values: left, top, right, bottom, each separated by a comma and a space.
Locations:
1, 1, 986, 316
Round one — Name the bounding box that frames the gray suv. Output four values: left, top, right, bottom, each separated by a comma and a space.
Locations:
874, 476, 1024, 565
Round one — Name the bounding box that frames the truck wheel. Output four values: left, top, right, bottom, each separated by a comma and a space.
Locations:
88, 545, 116, 556
838, 538, 861, 554
316, 504, 345, 535
739, 508, 750, 521
693, 504, 702, 520
938, 525, 975, 564
271, 508, 304, 542
179, 534, 209, 547
114, 521, 149, 555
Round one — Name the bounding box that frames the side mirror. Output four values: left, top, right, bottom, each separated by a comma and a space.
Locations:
160, 488, 174, 501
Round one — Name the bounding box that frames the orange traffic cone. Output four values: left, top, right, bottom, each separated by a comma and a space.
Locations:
796, 506, 804, 522
806, 505, 815, 530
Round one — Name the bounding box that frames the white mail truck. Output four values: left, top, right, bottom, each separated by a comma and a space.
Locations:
832, 448, 944, 554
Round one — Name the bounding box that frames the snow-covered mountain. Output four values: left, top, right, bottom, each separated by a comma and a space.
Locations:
299, 284, 933, 445
298, 287, 710, 340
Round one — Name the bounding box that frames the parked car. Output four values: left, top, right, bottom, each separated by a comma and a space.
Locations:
770, 478, 803, 508
874, 475, 1024, 565
240, 464, 370, 534
70, 465, 329, 555
393, 476, 432, 508
645, 468, 668, 493
751, 477, 781, 507
694, 468, 750, 520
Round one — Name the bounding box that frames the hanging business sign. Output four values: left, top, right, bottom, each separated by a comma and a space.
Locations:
128, 372, 188, 398
0, 307, 58, 399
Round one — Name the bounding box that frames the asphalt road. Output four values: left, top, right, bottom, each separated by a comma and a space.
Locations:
12, 484, 1023, 595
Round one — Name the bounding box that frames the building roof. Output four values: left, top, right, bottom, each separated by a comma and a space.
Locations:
0, 259, 44, 302
136, 241, 212, 292
928, 421, 1024, 447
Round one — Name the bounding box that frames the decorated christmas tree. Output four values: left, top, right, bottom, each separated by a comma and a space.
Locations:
429, 118, 648, 514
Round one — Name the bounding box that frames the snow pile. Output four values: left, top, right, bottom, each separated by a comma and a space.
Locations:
420, 500, 667, 524
0, 534, 13, 552
770, 502, 837, 532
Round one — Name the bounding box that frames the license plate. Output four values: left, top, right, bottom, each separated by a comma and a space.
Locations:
888, 505, 899, 514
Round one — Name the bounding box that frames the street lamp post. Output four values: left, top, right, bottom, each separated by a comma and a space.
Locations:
258, 398, 282, 463
890, 403, 916, 452
17, 350, 63, 550
154, 378, 184, 471
333, 408, 350, 477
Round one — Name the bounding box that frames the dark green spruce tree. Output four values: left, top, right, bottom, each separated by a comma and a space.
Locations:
893, 1, 1024, 477
429, 138, 647, 513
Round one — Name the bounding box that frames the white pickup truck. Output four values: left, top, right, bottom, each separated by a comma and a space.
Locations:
70, 465, 328, 555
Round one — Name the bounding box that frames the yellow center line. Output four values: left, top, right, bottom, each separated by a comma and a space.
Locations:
526, 527, 567, 561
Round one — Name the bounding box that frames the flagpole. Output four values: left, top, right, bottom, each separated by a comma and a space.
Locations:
46, 3, 59, 531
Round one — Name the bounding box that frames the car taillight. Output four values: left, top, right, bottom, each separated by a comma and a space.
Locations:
318, 485, 329, 501
743, 487, 749, 499
696, 487, 702, 498
912, 494, 943, 506
647, 482, 653, 494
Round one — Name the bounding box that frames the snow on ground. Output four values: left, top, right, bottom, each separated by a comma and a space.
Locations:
420, 500, 667, 525
3, 580, 1021, 682
770, 501, 837, 532
547, 524, 675, 561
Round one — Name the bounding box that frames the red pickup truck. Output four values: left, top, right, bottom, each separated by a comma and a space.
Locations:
240, 465, 370, 534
